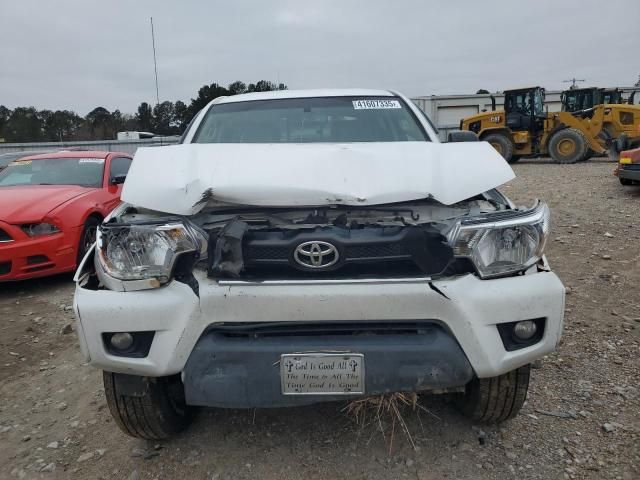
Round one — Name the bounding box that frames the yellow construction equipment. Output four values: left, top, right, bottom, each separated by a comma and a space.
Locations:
460, 87, 640, 163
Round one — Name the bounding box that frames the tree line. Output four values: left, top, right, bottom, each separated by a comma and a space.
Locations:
0, 80, 286, 143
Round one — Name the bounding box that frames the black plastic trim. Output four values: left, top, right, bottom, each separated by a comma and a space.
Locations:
183, 321, 474, 408
0, 261, 11, 275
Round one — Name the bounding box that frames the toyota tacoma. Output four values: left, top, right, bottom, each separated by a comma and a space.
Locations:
73, 89, 565, 439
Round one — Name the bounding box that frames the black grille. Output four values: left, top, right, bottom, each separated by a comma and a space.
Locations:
207, 321, 440, 338
468, 121, 481, 134
345, 243, 407, 259
211, 224, 458, 279
0, 228, 12, 242
0, 262, 11, 275
26, 255, 50, 265
244, 245, 290, 260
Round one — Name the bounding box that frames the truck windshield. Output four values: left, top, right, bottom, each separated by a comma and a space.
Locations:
0, 157, 105, 187
192, 96, 429, 143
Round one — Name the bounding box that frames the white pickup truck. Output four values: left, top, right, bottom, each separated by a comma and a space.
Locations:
73, 89, 565, 439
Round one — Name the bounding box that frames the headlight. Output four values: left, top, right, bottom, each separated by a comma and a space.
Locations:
448, 201, 550, 278
96, 221, 207, 285
22, 223, 60, 237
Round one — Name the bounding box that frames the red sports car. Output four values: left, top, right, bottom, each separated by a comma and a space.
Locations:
0, 150, 133, 281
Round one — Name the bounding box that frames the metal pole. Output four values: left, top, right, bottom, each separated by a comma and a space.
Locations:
151, 17, 160, 106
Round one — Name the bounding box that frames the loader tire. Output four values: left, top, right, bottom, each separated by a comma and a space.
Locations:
103, 371, 195, 440
456, 364, 530, 423
484, 133, 515, 162
580, 149, 595, 162
549, 128, 588, 164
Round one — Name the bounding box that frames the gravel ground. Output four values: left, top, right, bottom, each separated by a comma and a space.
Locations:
0, 158, 638, 480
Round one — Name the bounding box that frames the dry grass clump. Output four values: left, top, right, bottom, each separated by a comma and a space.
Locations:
343, 392, 439, 455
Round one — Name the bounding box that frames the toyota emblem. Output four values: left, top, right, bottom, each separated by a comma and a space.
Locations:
293, 241, 339, 269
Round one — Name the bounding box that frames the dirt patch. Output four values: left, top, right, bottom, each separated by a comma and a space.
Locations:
0, 159, 638, 480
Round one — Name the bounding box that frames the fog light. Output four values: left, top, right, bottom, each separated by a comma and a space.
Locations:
110, 332, 134, 350
513, 320, 537, 340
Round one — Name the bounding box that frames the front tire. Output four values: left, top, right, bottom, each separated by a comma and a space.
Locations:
484, 133, 515, 163
456, 364, 530, 423
76, 216, 100, 265
103, 372, 194, 440
548, 128, 588, 164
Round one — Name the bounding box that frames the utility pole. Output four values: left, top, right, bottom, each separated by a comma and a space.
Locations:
150, 17, 160, 106
563, 78, 585, 90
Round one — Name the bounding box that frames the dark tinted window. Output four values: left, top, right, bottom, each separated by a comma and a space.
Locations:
193, 96, 429, 143
109, 157, 132, 179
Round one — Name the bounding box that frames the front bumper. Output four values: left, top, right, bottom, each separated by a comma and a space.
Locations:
184, 323, 474, 408
618, 166, 640, 182
74, 266, 565, 382
0, 220, 79, 281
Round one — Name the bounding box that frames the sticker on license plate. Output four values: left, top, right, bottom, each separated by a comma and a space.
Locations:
352, 99, 401, 109
280, 353, 364, 395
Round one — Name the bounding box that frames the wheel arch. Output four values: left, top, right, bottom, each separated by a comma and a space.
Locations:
85, 211, 104, 223
75, 212, 104, 265
78, 210, 105, 228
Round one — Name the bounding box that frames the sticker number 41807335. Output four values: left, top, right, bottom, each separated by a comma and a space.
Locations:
352, 99, 401, 109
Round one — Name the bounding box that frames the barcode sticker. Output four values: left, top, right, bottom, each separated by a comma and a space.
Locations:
352, 99, 401, 110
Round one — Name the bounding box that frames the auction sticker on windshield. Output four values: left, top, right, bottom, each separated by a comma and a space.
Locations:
352, 99, 401, 109
281, 353, 364, 395
78, 158, 105, 164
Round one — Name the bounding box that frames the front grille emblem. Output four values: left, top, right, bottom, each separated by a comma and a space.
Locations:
293, 241, 339, 269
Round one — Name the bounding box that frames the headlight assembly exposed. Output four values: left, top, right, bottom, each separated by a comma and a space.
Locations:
96, 221, 207, 286
448, 201, 550, 278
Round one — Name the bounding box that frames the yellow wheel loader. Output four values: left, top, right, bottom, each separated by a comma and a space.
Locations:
561, 87, 638, 112
460, 87, 640, 163
561, 87, 625, 112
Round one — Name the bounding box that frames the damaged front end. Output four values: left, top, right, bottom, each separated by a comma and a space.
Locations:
87, 194, 550, 292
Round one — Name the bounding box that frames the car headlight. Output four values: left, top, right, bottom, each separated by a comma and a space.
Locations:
448, 201, 550, 278
22, 223, 61, 237
96, 221, 207, 285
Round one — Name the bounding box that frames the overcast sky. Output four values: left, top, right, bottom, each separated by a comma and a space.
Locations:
1, 0, 638, 115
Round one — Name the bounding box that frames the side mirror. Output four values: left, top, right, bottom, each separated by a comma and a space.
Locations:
110, 174, 127, 185
447, 130, 479, 143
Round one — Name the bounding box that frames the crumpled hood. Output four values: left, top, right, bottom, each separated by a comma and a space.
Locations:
0, 185, 92, 222
122, 142, 515, 215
